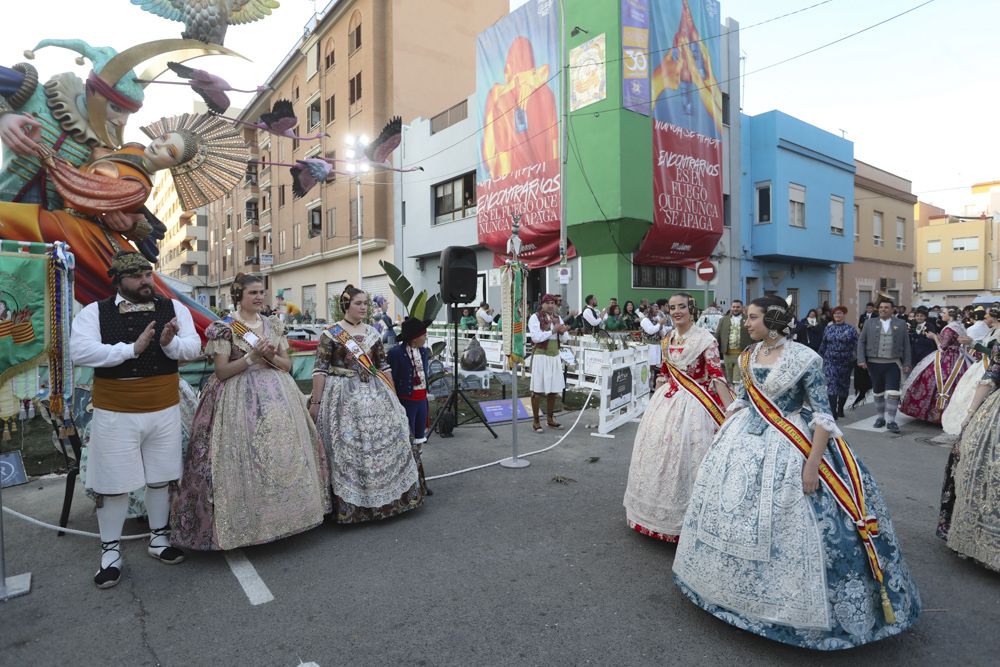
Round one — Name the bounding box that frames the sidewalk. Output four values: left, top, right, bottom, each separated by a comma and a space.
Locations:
1, 403, 998, 666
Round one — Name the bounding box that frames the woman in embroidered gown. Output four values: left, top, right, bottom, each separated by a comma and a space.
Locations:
171, 274, 331, 550
624, 294, 732, 542
900, 307, 970, 424
818, 305, 858, 420
944, 340, 1000, 570
310, 285, 422, 523
673, 295, 921, 650
941, 307, 1000, 436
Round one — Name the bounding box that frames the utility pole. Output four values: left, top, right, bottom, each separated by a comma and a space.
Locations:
558, 0, 569, 318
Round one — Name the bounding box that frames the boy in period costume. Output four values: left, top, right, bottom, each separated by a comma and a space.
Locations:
70, 252, 201, 588
528, 294, 569, 433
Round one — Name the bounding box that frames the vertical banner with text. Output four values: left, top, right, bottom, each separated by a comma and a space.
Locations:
634, 0, 723, 266
621, 0, 650, 115
477, 0, 571, 269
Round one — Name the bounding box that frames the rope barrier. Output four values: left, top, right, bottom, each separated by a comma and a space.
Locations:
3, 386, 598, 539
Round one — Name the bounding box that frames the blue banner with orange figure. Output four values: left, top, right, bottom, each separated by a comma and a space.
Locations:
634, 0, 724, 266
477, 0, 570, 269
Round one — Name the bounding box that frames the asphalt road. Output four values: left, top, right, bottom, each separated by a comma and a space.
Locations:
2, 400, 998, 666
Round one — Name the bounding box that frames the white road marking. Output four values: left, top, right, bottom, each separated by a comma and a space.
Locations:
297, 663, 320, 666
224, 550, 274, 606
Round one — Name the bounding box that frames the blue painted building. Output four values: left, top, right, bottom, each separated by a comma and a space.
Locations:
738, 110, 855, 314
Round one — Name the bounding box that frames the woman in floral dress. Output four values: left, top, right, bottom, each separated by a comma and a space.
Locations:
310, 285, 422, 523
900, 307, 970, 424
171, 274, 331, 550
624, 293, 732, 542
944, 338, 1000, 569
673, 295, 921, 650
818, 305, 858, 419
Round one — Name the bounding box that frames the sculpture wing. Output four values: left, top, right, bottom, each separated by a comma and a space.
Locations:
130, 0, 186, 22
260, 98, 297, 133
230, 0, 281, 25
364, 116, 402, 164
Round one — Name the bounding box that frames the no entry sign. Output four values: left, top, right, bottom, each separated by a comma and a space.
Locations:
696, 260, 717, 282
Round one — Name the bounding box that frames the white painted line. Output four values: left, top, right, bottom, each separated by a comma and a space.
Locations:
225, 550, 274, 606
298, 663, 320, 666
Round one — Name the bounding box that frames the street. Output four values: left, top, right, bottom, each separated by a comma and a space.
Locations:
2, 401, 998, 666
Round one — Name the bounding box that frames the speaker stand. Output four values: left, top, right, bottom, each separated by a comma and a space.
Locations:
429, 307, 498, 440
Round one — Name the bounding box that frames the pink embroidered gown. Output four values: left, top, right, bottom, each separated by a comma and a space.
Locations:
624, 326, 727, 542
900, 324, 970, 424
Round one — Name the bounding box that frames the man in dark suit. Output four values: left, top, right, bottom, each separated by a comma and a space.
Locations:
858, 301, 876, 329
715, 299, 753, 383
857, 298, 912, 433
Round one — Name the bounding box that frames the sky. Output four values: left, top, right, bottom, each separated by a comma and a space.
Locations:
2, 0, 996, 215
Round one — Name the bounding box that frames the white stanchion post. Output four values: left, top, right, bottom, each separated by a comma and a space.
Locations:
500, 362, 529, 468
0, 475, 32, 600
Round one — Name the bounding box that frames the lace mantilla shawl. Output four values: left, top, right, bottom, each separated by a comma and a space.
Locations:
661, 324, 717, 369
43, 73, 103, 147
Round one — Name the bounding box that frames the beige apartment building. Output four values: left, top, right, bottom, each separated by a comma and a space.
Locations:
839, 160, 916, 312
915, 215, 996, 306
207, 0, 507, 318
150, 170, 210, 303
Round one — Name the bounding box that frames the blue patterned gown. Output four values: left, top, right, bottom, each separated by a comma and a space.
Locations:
818, 322, 858, 398
673, 341, 921, 650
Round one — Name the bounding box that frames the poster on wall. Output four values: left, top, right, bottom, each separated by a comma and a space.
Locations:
621, 0, 650, 115
476, 0, 574, 269
569, 33, 607, 111
634, 0, 724, 266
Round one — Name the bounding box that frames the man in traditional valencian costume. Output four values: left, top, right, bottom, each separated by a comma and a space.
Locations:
527, 293, 569, 433
70, 252, 201, 588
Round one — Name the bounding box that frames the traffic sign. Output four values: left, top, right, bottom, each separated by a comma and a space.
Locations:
696, 260, 716, 282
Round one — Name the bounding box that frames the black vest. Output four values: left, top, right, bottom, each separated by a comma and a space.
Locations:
94, 296, 179, 379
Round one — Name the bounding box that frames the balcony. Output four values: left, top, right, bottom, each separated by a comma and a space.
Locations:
244, 256, 260, 267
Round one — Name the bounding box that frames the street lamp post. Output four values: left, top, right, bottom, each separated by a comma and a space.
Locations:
344, 133, 371, 287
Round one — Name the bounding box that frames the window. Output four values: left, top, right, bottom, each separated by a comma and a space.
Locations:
952, 266, 978, 281
292, 136, 299, 152
327, 207, 337, 238
293, 223, 301, 249
723, 193, 730, 228
926, 268, 941, 283
721, 92, 730, 126
308, 98, 321, 129
896, 217, 906, 250
854, 204, 860, 242
279, 184, 286, 207
430, 100, 469, 134
279, 230, 286, 253
237, 213, 242, 228
349, 72, 362, 106
293, 85, 300, 100
872, 211, 883, 246
349, 12, 362, 53
433, 171, 477, 224
225, 243, 232, 271
632, 263, 684, 289
818, 290, 831, 309
308, 206, 322, 238
927, 239, 941, 254
306, 42, 319, 79
788, 184, 805, 228
324, 42, 335, 69
755, 184, 771, 223
325, 150, 336, 182
952, 236, 979, 251
261, 191, 269, 211
302, 285, 316, 316
225, 211, 232, 230
325, 95, 336, 124
830, 195, 844, 235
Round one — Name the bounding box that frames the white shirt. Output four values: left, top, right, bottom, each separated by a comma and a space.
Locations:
639, 315, 666, 337
71, 294, 202, 371
880, 317, 893, 333
582, 306, 605, 328
528, 312, 570, 344
476, 308, 492, 329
